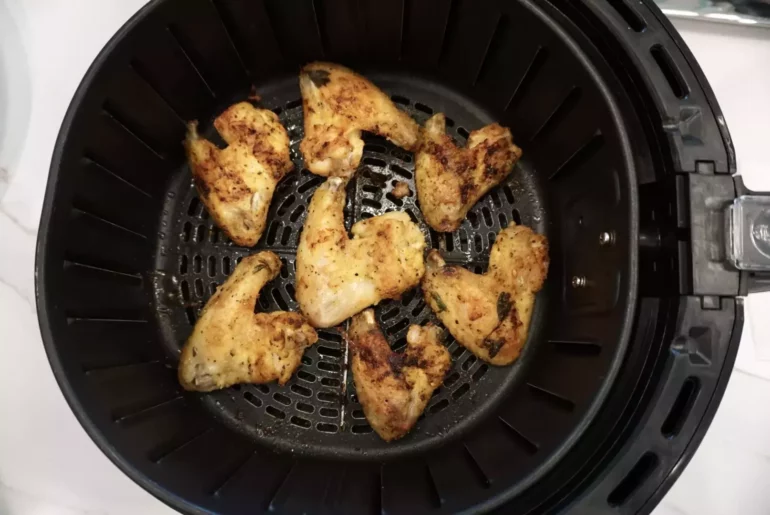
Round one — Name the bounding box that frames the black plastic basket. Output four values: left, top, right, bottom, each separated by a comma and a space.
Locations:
36, 0, 769, 513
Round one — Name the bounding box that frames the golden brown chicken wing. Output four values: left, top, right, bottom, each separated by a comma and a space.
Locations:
296, 177, 425, 328
415, 113, 522, 232
422, 225, 549, 365
184, 102, 294, 247
348, 309, 451, 442
178, 252, 318, 391
299, 62, 419, 178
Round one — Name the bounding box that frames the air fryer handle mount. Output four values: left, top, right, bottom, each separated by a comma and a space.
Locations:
728, 176, 770, 293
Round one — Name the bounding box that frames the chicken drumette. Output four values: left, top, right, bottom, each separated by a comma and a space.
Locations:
348, 309, 451, 442
296, 177, 425, 328
185, 102, 293, 247
415, 113, 522, 232
178, 252, 318, 391
422, 225, 549, 365
299, 62, 420, 178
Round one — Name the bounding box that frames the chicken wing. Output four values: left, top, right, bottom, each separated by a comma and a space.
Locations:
296, 177, 425, 328
348, 309, 451, 441
415, 113, 522, 232
178, 252, 318, 391
299, 62, 419, 178
184, 102, 293, 247
422, 225, 548, 365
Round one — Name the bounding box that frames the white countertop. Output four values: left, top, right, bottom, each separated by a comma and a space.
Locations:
0, 2, 769, 514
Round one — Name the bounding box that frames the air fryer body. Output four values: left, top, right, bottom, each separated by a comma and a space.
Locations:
36, 1, 747, 514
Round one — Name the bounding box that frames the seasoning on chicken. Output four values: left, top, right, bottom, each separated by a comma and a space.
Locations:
296, 177, 425, 328
299, 62, 419, 178
348, 309, 451, 442
178, 252, 318, 391
415, 113, 522, 232
422, 225, 549, 365
184, 102, 293, 247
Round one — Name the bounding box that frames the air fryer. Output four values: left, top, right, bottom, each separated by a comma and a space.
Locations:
35, 0, 770, 513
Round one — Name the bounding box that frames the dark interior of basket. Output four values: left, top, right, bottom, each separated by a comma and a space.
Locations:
39, 0, 638, 512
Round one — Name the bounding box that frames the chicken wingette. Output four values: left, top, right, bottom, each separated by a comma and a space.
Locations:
296, 177, 425, 328
185, 102, 293, 247
415, 113, 522, 232
300, 62, 420, 178
178, 252, 318, 391
348, 309, 451, 442
422, 225, 549, 365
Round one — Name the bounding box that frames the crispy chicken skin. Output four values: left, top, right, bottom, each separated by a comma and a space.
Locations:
299, 62, 420, 178
422, 225, 549, 365
178, 252, 318, 391
296, 177, 426, 328
184, 102, 294, 247
415, 113, 523, 232
348, 310, 451, 442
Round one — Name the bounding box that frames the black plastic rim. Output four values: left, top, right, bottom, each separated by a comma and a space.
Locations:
35, 0, 645, 513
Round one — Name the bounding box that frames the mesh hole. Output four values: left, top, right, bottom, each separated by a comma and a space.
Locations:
321, 377, 340, 388
411, 301, 426, 317
352, 424, 373, 434
352, 409, 366, 419
301, 355, 312, 366
194, 279, 204, 298
244, 391, 262, 408
472, 365, 489, 382
290, 384, 312, 397
272, 289, 289, 311
318, 391, 339, 403
266, 223, 280, 245
188, 197, 200, 216
391, 95, 410, 105
273, 393, 291, 406
195, 225, 205, 242
182, 222, 192, 242
452, 346, 466, 359
512, 209, 522, 225
320, 407, 339, 418
362, 198, 382, 210
414, 102, 433, 115
499, 213, 509, 229
401, 289, 417, 306
297, 371, 316, 383
318, 346, 342, 358
382, 308, 400, 321
209, 282, 217, 296
266, 406, 286, 419
276, 195, 296, 216
430, 399, 450, 413
482, 207, 493, 227
365, 143, 388, 153
289, 205, 305, 222
387, 319, 410, 336
444, 371, 460, 387
318, 330, 342, 344
445, 233, 454, 252
490, 191, 502, 208
467, 211, 480, 229
298, 175, 324, 193
503, 185, 515, 204
392, 336, 408, 352
179, 255, 188, 274
181, 281, 191, 301
459, 231, 469, 251
452, 383, 471, 400
296, 402, 314, 414
363, 157, 386, 168
285, 283, 296, 302
318, 362, 341, 373
290, 416, 311, 429
317, 423, 338, 433
457, 127, 470, 139
280, 226, 292, 245
362, 184, 380, 195
391, 164, 412, 179
430, 229, 441, 250
185, 307, 196, 325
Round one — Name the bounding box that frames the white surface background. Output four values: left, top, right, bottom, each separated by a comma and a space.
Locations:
0, 2, 769, 514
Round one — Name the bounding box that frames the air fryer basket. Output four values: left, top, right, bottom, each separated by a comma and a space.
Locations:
37, 0, 767, 513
